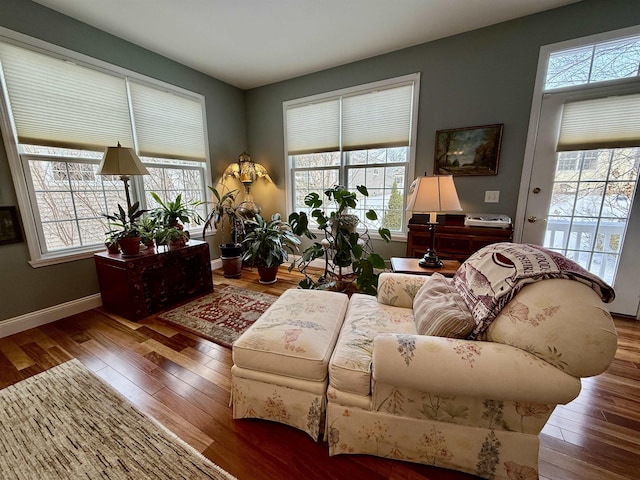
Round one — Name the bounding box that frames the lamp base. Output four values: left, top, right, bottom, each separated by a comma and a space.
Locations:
419, 251, 443, 268
419, 222, 443, 268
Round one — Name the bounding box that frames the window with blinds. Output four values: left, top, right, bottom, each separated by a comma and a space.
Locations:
0, 36, 209, 265
284, 74, 419, 234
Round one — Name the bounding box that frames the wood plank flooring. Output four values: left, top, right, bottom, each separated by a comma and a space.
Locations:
1, 265, 639, 479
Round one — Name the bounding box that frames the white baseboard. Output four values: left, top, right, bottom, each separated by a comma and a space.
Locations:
0, 293, 103, 339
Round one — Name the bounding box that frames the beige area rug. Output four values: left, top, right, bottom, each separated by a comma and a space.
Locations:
0, 359, 236, 480
159, 284, 278, 348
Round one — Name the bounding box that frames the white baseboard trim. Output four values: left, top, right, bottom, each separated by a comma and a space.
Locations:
0, 293, 103, 339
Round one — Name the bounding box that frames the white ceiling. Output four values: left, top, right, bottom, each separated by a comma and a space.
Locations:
33, 0, 580, 90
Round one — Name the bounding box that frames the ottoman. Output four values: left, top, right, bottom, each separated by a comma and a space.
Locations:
231, 288, 349, 440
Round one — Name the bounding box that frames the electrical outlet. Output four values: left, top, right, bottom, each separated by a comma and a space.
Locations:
485, 190, 500, 203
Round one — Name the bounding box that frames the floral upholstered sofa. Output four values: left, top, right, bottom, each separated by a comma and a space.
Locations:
325, 243, 617, 480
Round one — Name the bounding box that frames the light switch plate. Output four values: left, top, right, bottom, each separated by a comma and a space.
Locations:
484, 190, 500, 203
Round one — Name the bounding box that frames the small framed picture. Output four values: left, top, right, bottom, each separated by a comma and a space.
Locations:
434, 124, 503, 176
0, 206, 23, 245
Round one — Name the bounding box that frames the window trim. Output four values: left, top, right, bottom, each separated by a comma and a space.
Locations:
282, 73, 420, 238
0, 28, 211, 267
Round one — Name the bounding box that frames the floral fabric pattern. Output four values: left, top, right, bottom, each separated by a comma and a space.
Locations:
486, 278, 617, 378
372, 384, 552, 434
329, 293, 416, 396
325, 271, 616, 479
326, 403, 541, 480
377, 272, 428, 309
232, 288, 349, 441
232, 377, 326, 440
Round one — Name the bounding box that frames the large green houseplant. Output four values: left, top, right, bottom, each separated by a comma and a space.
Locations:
202, 185, 247, 278
289, 185, 391, 295
241, 213, 300, 284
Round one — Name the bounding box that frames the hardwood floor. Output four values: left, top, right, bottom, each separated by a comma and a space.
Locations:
1, 265, 639, 479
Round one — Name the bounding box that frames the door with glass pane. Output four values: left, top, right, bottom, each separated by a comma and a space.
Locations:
522, 85, 640, 316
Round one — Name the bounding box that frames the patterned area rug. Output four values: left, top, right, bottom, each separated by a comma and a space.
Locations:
159, 285, 278, 348
0, 359, 236, 480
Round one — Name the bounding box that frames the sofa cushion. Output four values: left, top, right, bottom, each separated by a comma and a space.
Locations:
486, 278, 617, 378
329, 293, 417, 396
412, 273, 475, 338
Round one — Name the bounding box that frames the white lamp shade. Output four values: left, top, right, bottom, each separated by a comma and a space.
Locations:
406, 175, 462, 213
97, 144, 149, 176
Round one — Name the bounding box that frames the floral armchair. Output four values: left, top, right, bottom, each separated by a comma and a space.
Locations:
325, 265, 617, 479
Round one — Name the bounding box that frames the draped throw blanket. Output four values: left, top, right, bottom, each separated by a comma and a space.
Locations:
452, 242, 615, 339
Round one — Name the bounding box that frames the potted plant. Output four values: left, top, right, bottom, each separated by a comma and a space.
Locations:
159, 226, 190, 250
104, 233, 120, 254
202, 185, 247, 278
149, 192, 202, 229
138, 216, 159, 251
289, 185, 391, 295
241, 213, 301, 284
103, 202, 146, 257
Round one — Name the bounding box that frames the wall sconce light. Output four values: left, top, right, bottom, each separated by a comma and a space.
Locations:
406, 175, 462, 268
96, 142, 149, 211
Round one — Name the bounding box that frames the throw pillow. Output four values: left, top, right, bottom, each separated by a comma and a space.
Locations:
412, 273, 475, 338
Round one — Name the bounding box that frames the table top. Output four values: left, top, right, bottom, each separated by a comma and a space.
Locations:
390, 257, 461, 277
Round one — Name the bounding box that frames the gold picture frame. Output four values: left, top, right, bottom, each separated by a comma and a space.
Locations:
434, 124, 503, 176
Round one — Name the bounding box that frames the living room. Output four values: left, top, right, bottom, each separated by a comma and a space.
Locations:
0, 0, 639, 478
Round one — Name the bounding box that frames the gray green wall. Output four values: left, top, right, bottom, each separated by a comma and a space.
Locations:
1, 0, 639, 322
0, 0, 247, 321
245, 0, 640, 259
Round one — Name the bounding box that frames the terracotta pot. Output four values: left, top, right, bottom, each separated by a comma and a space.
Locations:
117, 237, 142, 256
257, 265, 279, 285
168, 239, 186, 250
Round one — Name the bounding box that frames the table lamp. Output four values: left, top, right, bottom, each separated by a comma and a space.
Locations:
96, 142, 149, 211
406, 175, 462, 268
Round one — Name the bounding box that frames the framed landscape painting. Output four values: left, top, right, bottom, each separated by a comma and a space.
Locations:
434, 124, 503, 176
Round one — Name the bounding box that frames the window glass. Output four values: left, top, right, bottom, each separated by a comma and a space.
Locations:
545, 34, 640, 90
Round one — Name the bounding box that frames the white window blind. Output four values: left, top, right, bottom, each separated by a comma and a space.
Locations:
342, 84, 413, 151
129, 81, 206, 161
557, 93, 640, 151
0, 43, 134, 151
286, 98, 340, 155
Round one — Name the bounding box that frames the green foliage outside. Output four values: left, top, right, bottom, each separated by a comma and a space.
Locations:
382, 181, 403, 231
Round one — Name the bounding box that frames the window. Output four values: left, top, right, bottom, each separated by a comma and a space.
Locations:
545, 33, 640, 90
0, 33, 209, 266
284, 74, 419, 235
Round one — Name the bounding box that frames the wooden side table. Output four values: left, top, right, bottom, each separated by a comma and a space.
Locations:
390, 257, 461, 277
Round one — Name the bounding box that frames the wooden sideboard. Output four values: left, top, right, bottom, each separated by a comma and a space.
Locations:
406, 214, 513, 263
94, 239, 213, 321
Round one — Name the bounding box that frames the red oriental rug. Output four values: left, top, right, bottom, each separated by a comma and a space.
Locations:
158, 285, 278, 348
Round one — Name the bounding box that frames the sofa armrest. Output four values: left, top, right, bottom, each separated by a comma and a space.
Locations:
376, 272, 428, 308
372, 334, 581, 405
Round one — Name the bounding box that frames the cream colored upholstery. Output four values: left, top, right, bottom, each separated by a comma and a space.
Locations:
231, 288, 349, 440
326, 272, 617, 480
